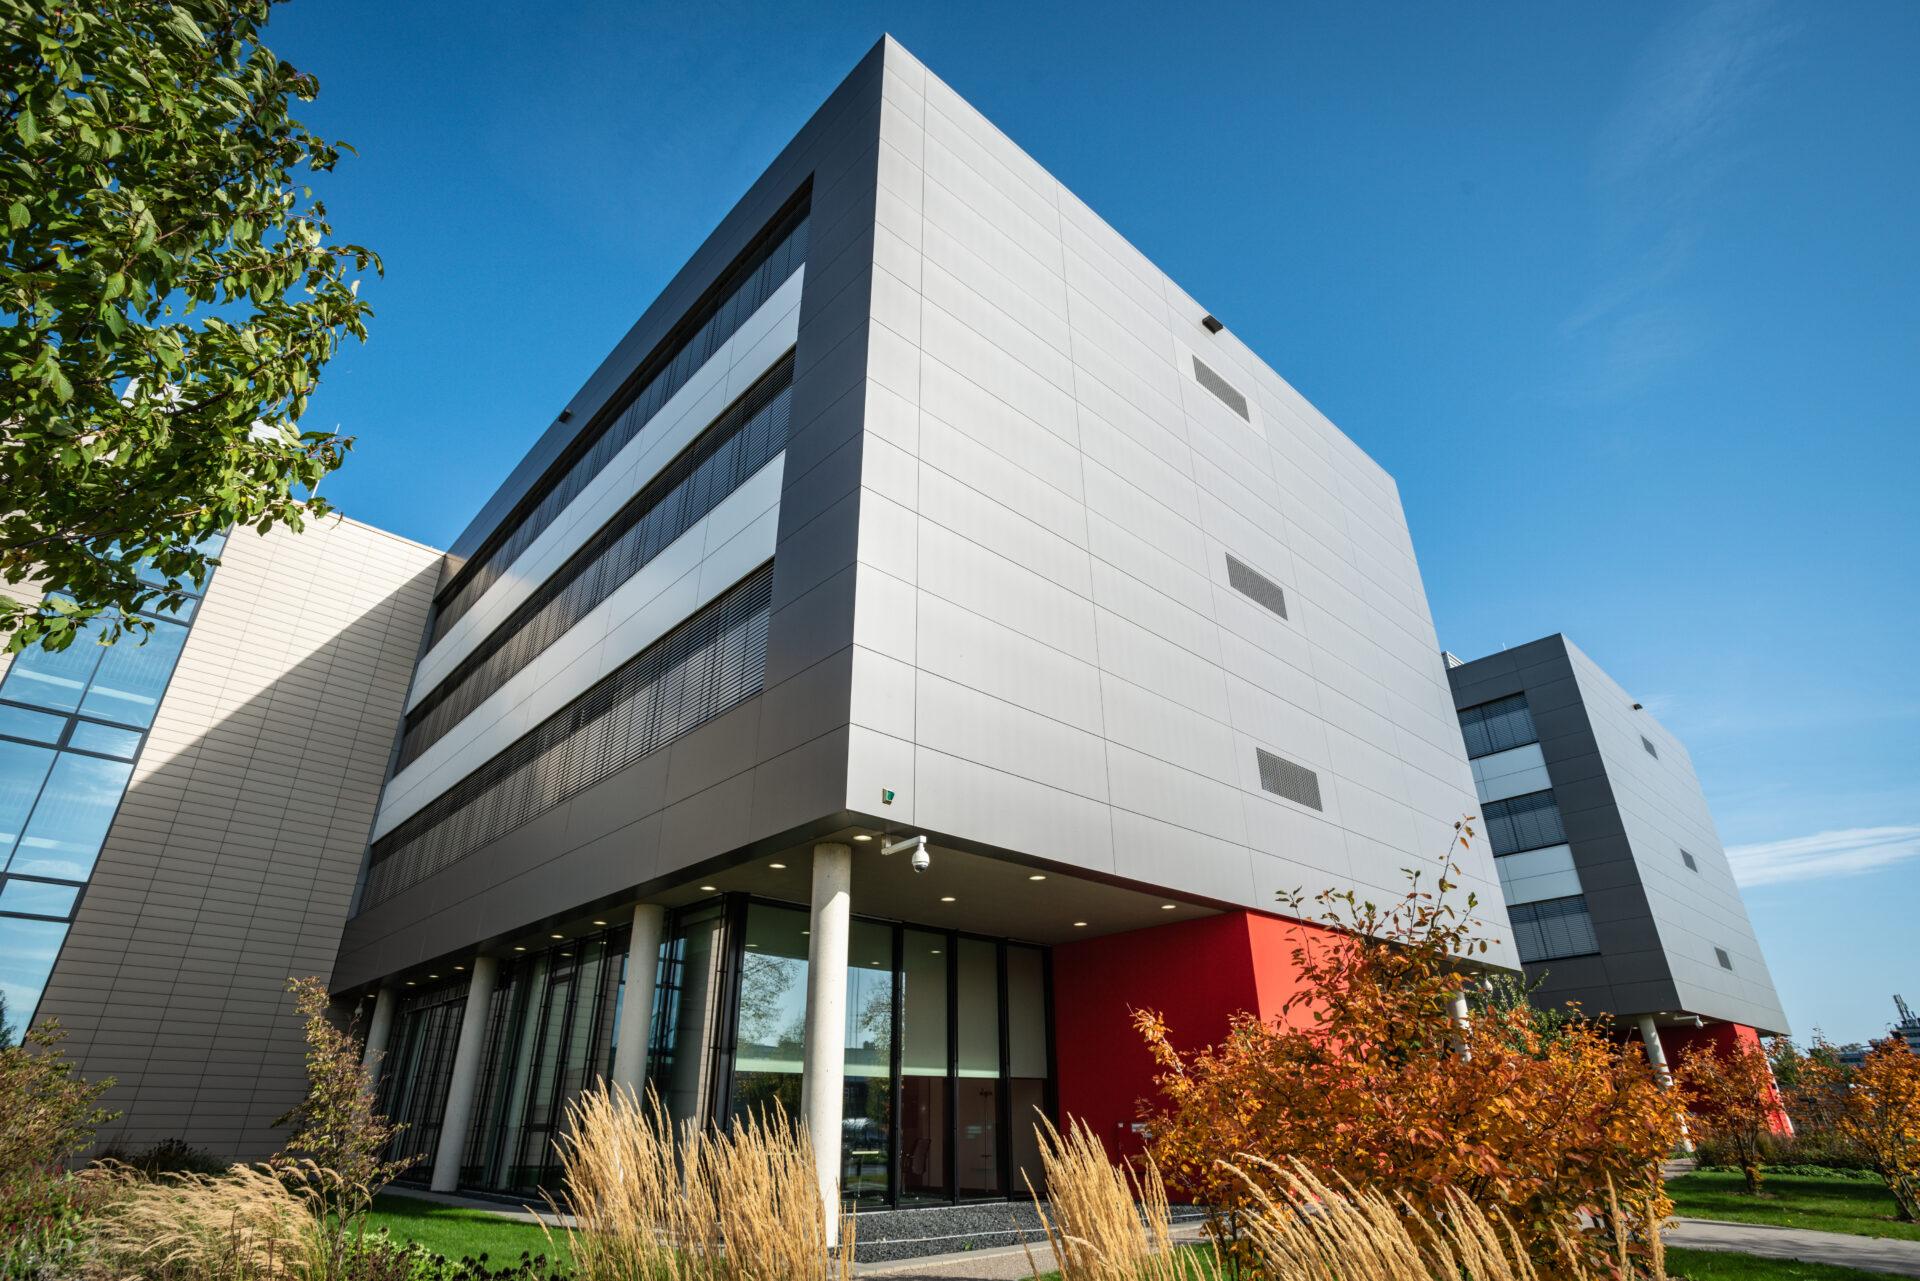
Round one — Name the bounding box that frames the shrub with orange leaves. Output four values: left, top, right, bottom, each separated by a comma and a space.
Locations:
1836, 1039, 1920, 1222
1676, 1038, 1784, 1195
1134, 821, 1677, 1272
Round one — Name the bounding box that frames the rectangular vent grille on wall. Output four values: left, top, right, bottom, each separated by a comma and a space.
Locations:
1715, 947, 1734, 970
1256, 748, 1323, 810
1225, 554, 1288, 619
1641, 735, 1659, 758
1192, 356, 1251, 421
1682, 849, 1698, 872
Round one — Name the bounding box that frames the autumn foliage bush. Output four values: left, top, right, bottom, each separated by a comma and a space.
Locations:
1835, 1039, 1920, 1222
1134, 823, 1678, 1272
1676, 1038, 1788, 1195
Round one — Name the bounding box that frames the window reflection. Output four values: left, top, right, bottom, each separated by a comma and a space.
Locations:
0, 916, 69, 1038
0, 740, 57, 865
899, 929, 949, 1203
12, 753, 134, 880
81, 620, 188, 728
0, 877, 80, 918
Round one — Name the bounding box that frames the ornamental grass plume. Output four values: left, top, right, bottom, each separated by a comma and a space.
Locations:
1025, 1114, 1210, 1281
548, 1082, 853, 1281
1029, 1121, 1669, 1281
84, 1159, 323, 1281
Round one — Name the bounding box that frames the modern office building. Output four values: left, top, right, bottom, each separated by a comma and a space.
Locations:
0, 516, 439, 1157
1444, 635, 1789, 1078
334, 35, 1514, 1230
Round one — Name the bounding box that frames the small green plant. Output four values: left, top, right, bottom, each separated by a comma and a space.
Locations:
272, 976, 408, 1220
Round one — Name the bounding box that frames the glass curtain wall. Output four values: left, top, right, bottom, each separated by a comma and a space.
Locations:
0, 536, 224, 1035
653, 897, 1053, 1209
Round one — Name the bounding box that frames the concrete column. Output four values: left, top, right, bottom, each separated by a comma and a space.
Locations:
1448, 989, 1472, 1061
610, 903, 667, 1097
800, 842, 852, 1247
361, 985, 397, 1073
1639, 1015, 1694, 1153
430, 955, 499, 1193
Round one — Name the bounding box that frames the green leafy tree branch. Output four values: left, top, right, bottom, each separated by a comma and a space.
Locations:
1, 0, 378, 651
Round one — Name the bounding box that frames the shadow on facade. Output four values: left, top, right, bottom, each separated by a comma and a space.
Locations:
36, 550, 438, 1163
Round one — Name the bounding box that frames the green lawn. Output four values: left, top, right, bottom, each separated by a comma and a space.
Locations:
1667, 1170, 1919, 1242
363, 1193, 575, 1267
1666, 1247, 1902, 1281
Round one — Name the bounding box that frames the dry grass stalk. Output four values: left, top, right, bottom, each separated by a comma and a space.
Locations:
1031, 1133, 1670, 1281
84, 1159, 325, 1281
1024, 1116, 1211, 1281
550, 1082, 853, 1281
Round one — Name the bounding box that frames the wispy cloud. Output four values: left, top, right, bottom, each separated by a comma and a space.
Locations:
1558, 0, 1797, 398
1726, 826, 1920, 887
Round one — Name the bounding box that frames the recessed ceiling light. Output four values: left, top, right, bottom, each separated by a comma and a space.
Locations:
747, 942, 760, 948
1161, 904, 1177, 911
700, 885, 718, 892
853, 834, 873, 842
940, 895, 956, 902
453, 965, 464, 971
428, 974, 439, 979
405, 980, 416, 986
1073, 921, 1088, 928
1028, 874, 1046, 882
769, 862, 787, 869
559, 952, 571, 958
593, 920, 608, 926
551, 933, 565, 939
931, 949, 942, 955
513, 946, 526, 952
802, 929, 810, 935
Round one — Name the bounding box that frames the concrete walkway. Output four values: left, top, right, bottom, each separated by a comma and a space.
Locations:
1666, 1218, 1920, 1278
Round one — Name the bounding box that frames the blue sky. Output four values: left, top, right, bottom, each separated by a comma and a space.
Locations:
270, 1, 1918, 1045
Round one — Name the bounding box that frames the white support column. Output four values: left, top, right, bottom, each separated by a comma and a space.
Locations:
800, 842, 852, 1247
1448, 989, 1472, 1061
611, 903, 667, 1097
430, 955, 498, 1193
361, 985, 397, 1072
1639, 1014, 1694, 1153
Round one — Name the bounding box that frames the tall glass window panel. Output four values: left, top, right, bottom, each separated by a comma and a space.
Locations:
650, 902, 727, 1126
0, 915, 69, 1034
728, 903, 809, 1122
471, 956, 544, 1190
842, 919, 894, 1204
80, 618, 188, 728
955, 938, 1002, 1199
11, 753, 134, 880
898, 930, 949, 1204
1006, 945, 1050, 1197
0, 740, 56, 867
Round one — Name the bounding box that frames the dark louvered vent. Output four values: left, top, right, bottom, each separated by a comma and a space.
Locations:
1715, 947, 1734, 970
1192, 356, 1250, 420
1256, 748, 1322, 810
1681, 849, 1698, 872
1641, 735, 1659, 758
1225, 554, 1288, 619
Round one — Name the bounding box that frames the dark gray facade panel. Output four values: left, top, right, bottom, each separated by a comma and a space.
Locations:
1448, 634, 1788, 1035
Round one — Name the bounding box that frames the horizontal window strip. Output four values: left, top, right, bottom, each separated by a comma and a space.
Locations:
398, 354, 794, 770
1482, 788, 1566, 857
363, 563, 773, 909
430, 198, 809, 646
1458, 693, 1538, 759
1509, 894, 1600, 963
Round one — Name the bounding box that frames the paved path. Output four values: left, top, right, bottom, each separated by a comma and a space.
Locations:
1666, 1218, 1920, 1278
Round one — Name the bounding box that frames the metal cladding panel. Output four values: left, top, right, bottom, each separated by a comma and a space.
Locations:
32, 519, 442, 1160
840, 40, 1514, 966
1447, 635, 1789, 1034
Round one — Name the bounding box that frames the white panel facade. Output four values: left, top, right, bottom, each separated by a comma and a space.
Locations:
841, 41, 1514, 963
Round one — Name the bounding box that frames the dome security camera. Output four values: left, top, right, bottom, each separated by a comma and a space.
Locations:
882, 834, 930, 873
